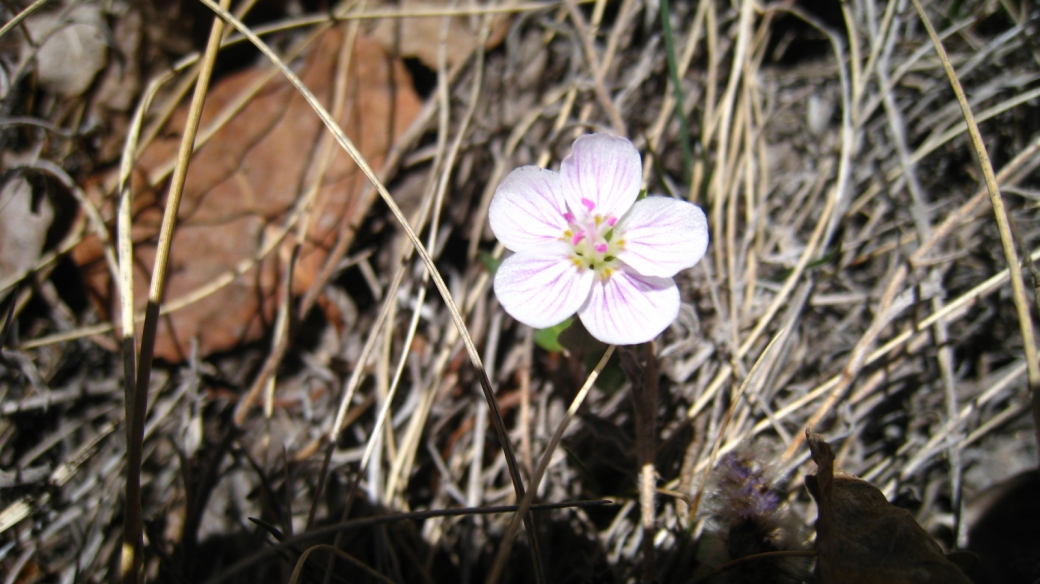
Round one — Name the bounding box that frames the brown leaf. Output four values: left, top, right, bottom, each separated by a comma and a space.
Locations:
805, 431, 973, 584
368, 0, 510, 69
72, 27, 422, 361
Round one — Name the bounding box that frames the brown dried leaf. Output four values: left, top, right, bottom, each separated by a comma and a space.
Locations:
368, 0, 510, 69
72, 27, 422, 361
805, 431, 973, 584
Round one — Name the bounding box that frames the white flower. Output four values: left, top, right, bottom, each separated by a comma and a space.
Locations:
489, 133, 709, 345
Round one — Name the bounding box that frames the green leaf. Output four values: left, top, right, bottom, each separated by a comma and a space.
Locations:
659, 0, 693, 186
805, 242, 842, 270
535, 317, 574, 352
637, 188, 648, 201
778, 242, 842, 279
478, 251, 502, 275
588, 350, 625, 393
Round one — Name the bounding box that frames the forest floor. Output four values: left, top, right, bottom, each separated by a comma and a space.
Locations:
1, 0, 1039, 583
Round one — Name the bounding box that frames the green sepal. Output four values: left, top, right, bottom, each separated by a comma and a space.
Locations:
535, 317, 574, 352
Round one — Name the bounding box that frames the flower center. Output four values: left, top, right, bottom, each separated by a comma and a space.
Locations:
561, 198, 626, 280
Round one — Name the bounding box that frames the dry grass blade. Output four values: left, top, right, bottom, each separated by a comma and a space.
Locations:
193, 0, 541, 574
688, 329, 787, 524
290, 545, 397, 584
767, 4, 855, 247
327, 264, 406, 442
135, 0, 263, 158
324, 12, 513, 580
233, 11, 363, 423
113, 59, 168, 470
0, 420, 118, 536
0, 283, 16, 347
747, 246, 1040, 443
909, 0, 1040, 456
563, 0, 625, 134
486, 345, 617, 584
284, 0, 596, 23
0, 0, 52, 40
120, 1, 232, 581
201, 500, 610, 584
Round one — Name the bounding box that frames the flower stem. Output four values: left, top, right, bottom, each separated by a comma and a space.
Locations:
621, 343, 659, 583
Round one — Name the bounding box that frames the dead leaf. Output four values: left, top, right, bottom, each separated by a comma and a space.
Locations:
966, 470, 1040, 583
805, 431, 974, 584
368, 0, 510, 70
21, 3, 108, 96
72, 27, 422, 361
0, 174, 54, 289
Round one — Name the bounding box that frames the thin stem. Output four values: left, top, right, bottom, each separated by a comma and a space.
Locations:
120, 1, 232, 582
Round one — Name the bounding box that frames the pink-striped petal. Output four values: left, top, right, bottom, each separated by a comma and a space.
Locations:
495, 251, 594, 329
616, 196, 709, 278
578, 269, 680, 345
560, 134, 642, 219
489, 166, 569, 251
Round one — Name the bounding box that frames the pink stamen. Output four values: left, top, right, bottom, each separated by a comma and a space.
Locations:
594, 243, 608, 253
571, 231, 586, 246
563, 212, 576, 224
606, 216, 617, 227
581, 197, 596, 212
